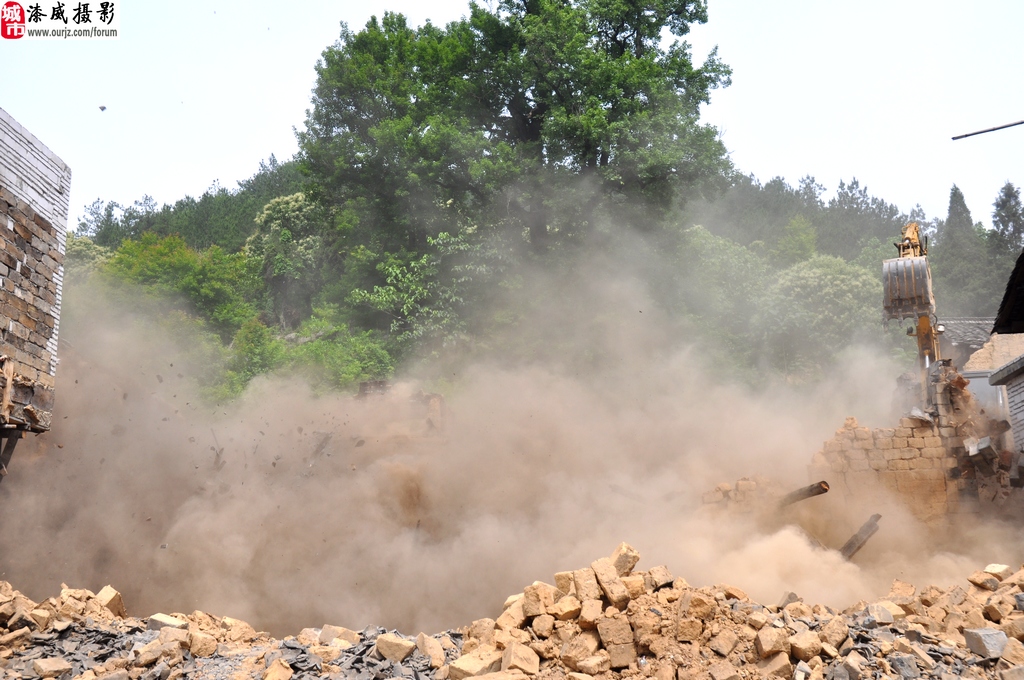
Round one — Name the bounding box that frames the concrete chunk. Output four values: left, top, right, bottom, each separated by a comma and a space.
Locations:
754, 627, 789, 658
320, 624, 361, 645
605, 642, 636, 669
788, 630, 822, 662
547, 596, 582, 621
644, 566, 674, 592
572, 569, 603, 602
418, 633, 447, 668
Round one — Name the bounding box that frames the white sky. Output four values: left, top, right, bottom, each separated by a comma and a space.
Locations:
2, 1, 1022, 231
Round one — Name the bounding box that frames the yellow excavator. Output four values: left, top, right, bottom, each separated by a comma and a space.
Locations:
883, 222, 943, 402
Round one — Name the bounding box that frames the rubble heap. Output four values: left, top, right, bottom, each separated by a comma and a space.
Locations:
8, 544, 1024, 680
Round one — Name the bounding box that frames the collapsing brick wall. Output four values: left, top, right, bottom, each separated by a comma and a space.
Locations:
0, 107, 70, 432
810, 365, 1016, 523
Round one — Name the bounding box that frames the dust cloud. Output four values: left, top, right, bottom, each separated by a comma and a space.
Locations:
1, 271, 1022, 638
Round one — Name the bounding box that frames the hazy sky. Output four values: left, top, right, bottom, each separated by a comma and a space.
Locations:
2, 1, 1022, 230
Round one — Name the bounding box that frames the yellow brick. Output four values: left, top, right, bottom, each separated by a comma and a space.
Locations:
893, 437, 908, 448
913, 427, 935, 437
855, 427, 872, 440
909, 438, 926, 449
921, 447, 946, 459
889, 460, 910, 470
924, 436, 943, 448
895, 428, 913, 438
870, 459, 887, 471
876, 438, 893, 450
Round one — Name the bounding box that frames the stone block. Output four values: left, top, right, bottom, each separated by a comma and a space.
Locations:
621, 575, 645, 599
610, 543, 640, 577
377, 633, 417, 662
548, 596, 582, 621
754, 627, 789, 658
417, 630, 446, 667
597, 617, 633, 646
96, 585, 127, 618
756, 652, 793, 678
788, 630, 821, 661
988, 565, 1015, 581
573, 569, 603, 602
263, 658, 294, 680
1003, 638, 1024, 666
531, 615, 554, 639
708, 661, 740, 680
819, 617, 849, 647
523, 584, 557, 617
501, 642, 539, 674
590, 558, 630, 609
32, 658, 73, 678
469, 619, 497, 647
147, 613, 187, 631
708, 629, 738, 657
578, 600, 603, 630
320, 624, 361, 645
606, 643, 636, 669
970, 571, 1001, 591
496, 598, 527, 631
675, 617, 702, 642
157, 627, 190, 648
644, 566, 674, 591
576, 653, 611, 675
450, 646, 504, 680
189, 632, 217, 657
554, 572, 575, 595
679, 591, 715, 620
560, 632, 600, 671
965, 628, 1009, 658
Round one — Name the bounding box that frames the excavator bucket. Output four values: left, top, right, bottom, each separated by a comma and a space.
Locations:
882, 256, 935, 321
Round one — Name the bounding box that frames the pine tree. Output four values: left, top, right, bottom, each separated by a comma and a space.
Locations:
930, 185, 989, 316
993, 181, 1024, 253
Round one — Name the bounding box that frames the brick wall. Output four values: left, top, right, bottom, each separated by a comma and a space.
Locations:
809, 366, 1009, 523
0, 107, 70, 432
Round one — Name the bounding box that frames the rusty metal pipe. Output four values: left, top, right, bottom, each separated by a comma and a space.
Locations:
840, 514, 882, 561
778, 481, 830, 508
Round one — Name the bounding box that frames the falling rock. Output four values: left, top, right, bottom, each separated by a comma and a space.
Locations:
965, 627, 1009, 658
147, 613, 187, 631
450, 645, 503, 680
263, 657, 294, 680
96, 585, 127, 618
865, 602, 895, 625
708, 661, 741, 680
33, 658, 73, 678
502, 642, 540, 674
610, 543, 640, 577
320, 624, 361, 645
376, 633, 417, 662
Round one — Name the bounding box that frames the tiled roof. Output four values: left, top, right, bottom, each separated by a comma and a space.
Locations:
940, 317, 994, 349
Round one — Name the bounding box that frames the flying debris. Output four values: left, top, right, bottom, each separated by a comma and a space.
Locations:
98, 106, 107, 112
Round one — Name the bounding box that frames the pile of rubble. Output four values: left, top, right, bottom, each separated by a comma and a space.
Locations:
7, 545, 1024, 680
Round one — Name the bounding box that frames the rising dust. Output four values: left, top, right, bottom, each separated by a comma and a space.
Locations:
1, 270, 1023, 638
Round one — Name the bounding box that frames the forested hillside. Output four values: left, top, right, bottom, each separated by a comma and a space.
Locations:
70, 0, 1024, 399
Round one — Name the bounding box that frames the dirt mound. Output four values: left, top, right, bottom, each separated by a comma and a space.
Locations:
4, 544, 1024, 680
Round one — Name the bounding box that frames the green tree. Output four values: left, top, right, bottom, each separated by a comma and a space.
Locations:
930, 185, 991, 316
757, 256, 882, 378
246, 193, 327, 329
769, 214, 816, 267
993, 181, 1024, 254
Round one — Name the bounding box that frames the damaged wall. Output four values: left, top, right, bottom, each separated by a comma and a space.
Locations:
0, 107, 70, 432
810, 366, 1014, 524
